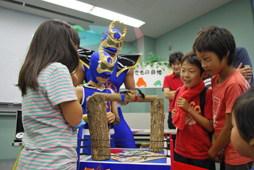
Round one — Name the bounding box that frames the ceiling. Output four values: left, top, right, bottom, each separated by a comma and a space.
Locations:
1, 0, 232, 42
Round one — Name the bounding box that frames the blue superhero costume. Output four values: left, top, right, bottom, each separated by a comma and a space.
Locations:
78, 21, 142, 148
77, 49, 117, 156
79, 49, 141, 148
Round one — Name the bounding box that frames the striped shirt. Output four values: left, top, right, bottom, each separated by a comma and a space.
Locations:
17, 62, 78, 170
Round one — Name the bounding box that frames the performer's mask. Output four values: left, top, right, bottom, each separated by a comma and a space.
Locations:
99, 21, 127, 58
89, 50, 116, 84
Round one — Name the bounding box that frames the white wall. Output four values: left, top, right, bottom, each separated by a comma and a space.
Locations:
0, 7, 48, 160
0, 7, 48, 103
123, 112, 169, 129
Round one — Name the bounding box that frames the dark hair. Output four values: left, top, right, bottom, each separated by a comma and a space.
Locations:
193, 26, 236, 66
70, 26, 80, 48
169, 52, 184, 66
232, 88, 254, 143
181, 51, 205, 75
18, 19, 80, 96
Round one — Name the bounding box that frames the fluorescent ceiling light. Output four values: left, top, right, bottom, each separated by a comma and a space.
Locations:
90, 7, 145, 28
42, 0, 93, 13
42, 0, 145, 28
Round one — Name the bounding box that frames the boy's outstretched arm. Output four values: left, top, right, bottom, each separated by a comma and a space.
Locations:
208, 113, 232, 162
120, 68, 135, 105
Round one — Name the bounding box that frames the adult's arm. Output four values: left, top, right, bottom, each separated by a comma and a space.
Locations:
162, 76, 176, 99
235, 47, 253, 83
163, 88, 176, 100
124, 68, 136, 94
237, 63, 252, 82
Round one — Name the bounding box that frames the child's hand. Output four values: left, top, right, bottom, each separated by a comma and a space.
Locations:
218, 149, 224, 161
177, 97, 191, 112
208, 148, 224, 163
171, 109, 176, 117
106, 112, 115, 124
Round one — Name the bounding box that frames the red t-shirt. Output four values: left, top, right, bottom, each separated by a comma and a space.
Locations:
163, 73, 183, 112
173, 87, 213, 159
212, 69, 251, 165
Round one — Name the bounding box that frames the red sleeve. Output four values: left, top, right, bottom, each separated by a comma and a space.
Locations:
163, 75, 170, 89
204, 88, 213, 119
224, 84, 245, 114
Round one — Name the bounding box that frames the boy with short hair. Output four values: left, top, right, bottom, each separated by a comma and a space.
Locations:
171, 52, 214, 170
193, 25, 252, 169
163, 52, 184, 129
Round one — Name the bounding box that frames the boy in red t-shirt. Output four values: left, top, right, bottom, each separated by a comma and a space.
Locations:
171, 52, 214, 170
193, 26, 252, 169
163, 52, 184, 129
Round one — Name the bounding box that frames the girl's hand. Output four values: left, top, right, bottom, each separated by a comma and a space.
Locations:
177, 97, 191, 112
106, 112, 115, 123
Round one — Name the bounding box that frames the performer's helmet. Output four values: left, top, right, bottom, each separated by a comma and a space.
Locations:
89, 50, 116, 84
99, 21, 127, 55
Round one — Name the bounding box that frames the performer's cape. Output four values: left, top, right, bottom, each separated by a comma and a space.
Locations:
78, 47, 142, 77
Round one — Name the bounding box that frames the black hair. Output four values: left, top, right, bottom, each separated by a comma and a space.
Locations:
169, 52, 184, 66
232, 88, 254, 143
181, 51, 205, 75
193, 25, 236, 66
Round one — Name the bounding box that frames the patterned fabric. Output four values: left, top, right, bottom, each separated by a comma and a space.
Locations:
17, 62, 78, 170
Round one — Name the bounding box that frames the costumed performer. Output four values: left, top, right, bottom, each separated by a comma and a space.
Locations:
76, 49, 120, 155
77, 21, 142, 148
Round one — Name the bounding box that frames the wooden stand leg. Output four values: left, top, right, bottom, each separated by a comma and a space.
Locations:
87, 94, 111, 160
150, 98, 165, 152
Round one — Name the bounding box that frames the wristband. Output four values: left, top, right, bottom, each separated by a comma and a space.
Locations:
134, 95, 138, 102
72, 119, 85, 131
121, 94, 125, 103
